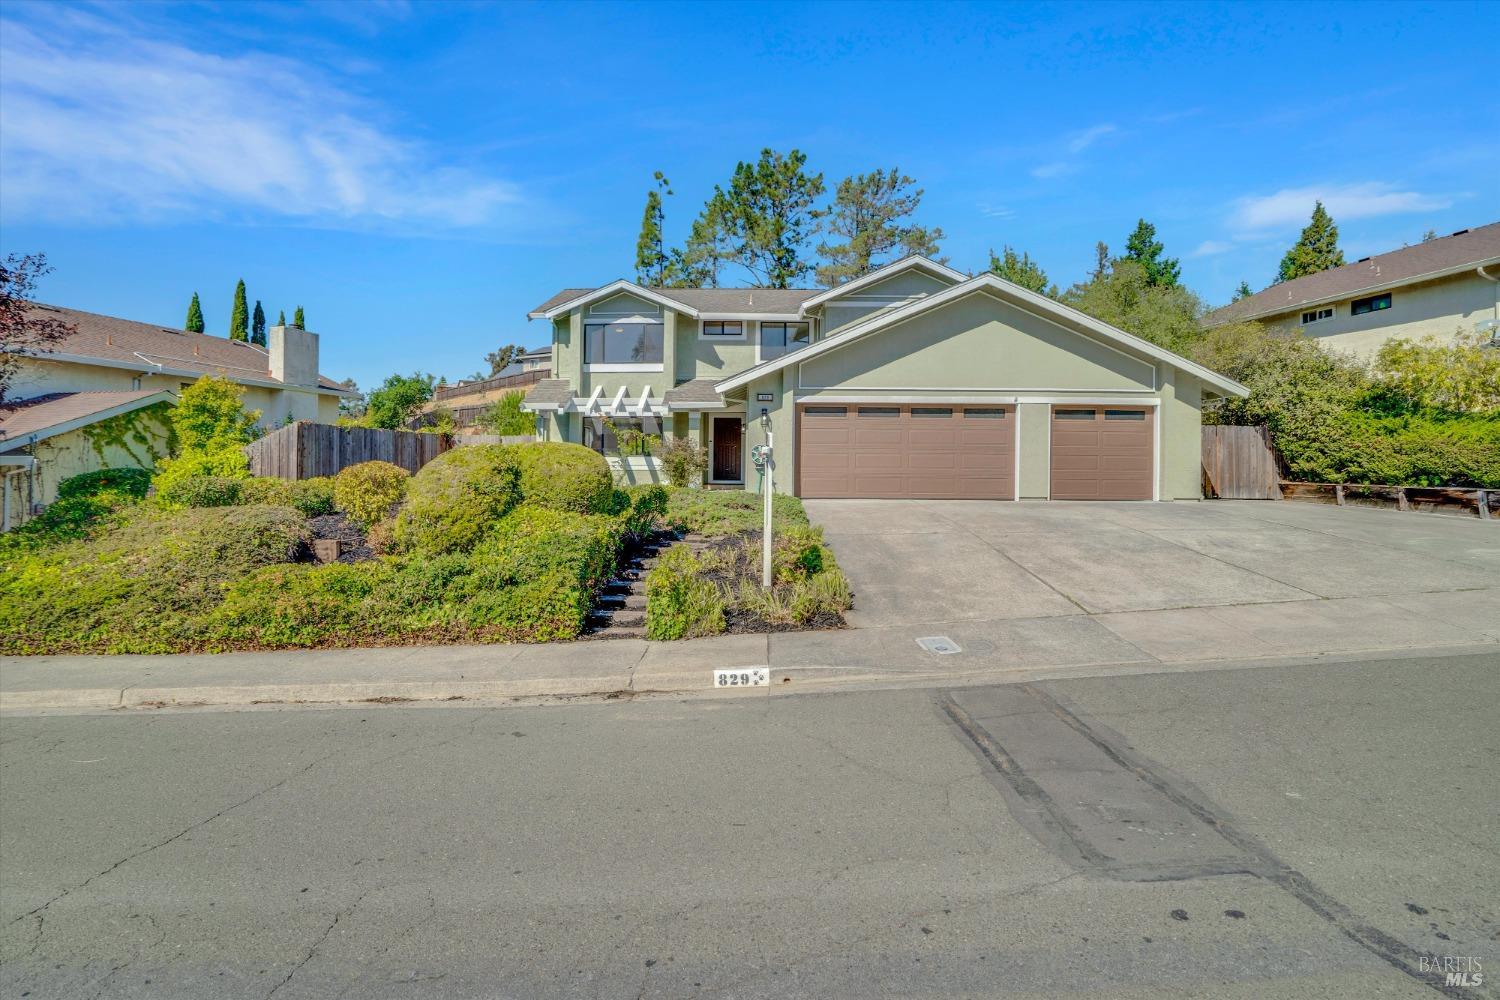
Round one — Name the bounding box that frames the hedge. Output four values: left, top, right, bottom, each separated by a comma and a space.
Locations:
55, 468, 152, 501
393, 445, 522, 554
507, 442, 615, 514
333, 461, 410, 528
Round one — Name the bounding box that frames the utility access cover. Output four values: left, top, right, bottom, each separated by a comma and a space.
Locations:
916, 636, 962, 655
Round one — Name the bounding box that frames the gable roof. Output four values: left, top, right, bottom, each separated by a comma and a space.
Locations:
527, 281, 819, 320
1206, 221, 1500, 325
18, 303, 351, 393
1, 389, 176, 448
714, 273, 1249, 398
796, 255, 966, 314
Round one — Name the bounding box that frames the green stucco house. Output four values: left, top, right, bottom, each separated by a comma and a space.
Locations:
523, 256, 1247, 501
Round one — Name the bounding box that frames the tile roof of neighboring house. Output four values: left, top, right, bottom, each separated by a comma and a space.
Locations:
19, 303, 350, 391
662, 377, 725, 407
519, 379, 575, 411
528, 286, 820, 317
0, 390, 174, 447
1206, 221, 1500, 325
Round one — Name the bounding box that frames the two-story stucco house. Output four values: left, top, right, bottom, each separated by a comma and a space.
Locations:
523, 256, 1248, 501
1205, 222, 1500, 359
2, 304, 350, 529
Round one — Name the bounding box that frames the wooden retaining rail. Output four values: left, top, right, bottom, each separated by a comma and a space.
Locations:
1279, 481, 1495, 520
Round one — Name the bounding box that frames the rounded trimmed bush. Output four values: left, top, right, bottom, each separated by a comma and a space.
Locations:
505, 442, 614, 514
156, 475, 244, 509
56, 468, 153, 501
334, 461, 410, 529
393, 445, 521, 554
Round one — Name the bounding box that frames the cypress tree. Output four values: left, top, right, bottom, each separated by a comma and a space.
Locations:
277, 309, 287, 325
292, 306, 305, 329
634, 172, 671, 284
229, 279, 249, 341
1277, 201, 1345, 282
184, 292, 205, 333
251, 300, 267, 346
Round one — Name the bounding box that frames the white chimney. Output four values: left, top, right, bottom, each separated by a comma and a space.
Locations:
269, 324, 319, 388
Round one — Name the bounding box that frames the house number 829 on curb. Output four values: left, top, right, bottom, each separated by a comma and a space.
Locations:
713, 668, 769, 688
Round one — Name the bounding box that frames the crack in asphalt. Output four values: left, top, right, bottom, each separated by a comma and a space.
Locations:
267, 890, 368, 999
940, 684, 1485, 1000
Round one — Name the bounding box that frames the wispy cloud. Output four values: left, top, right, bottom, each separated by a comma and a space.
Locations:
0, 11, 523, 230
1065, 123, 1117, 154
1228, 182, 1452, 233
977, 202, 1015, 219
1191, 240, 1234, 257
1030, 162, 1076, 180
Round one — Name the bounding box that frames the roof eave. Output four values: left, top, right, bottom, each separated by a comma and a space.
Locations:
536, 280, 700, 321
796, 255, 967, 316
1209, 256, 1500, 326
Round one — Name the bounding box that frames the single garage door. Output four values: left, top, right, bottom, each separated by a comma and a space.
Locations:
798, 404, 1015, 499
1049, 406, 1154, 500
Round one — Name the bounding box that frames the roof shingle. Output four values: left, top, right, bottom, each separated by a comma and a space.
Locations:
1, 390, 172, 445
662, 378, 725, 408
520, 379, 574, 410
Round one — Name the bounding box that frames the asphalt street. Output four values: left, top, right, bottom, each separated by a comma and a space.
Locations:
2, 651, 1495, 999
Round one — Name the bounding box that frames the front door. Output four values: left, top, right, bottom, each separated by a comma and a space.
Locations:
712, 416, 743, 482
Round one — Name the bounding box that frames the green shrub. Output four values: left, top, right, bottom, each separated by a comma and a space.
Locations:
619, 484, 669, 540
1, 505, 309, 654
334, 461, 410, 529
664, 488, 810, 537
56, 468, 153, 501
505, 442, 614, 514
0, 492, 138, 554
151, 445, 251, 503
645, 546, 726, 640
238, 476, 337, 517
478, 391, 534, 436
772, 526, 826, 583
659, 435, 708, 486
156, 475, 244, 509
393, 445, 522, 554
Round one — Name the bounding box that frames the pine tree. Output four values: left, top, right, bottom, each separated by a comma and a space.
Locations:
251, 300, 267, 346
634, 172, 671, 285
1421, 228, 1438, 242
277, 309, 287, 326
229, 279, 249, 341
666, 190, 734, 288
1090, 242, 1111, 280
1233, 280, 1254, 301
814, 168, 944, 286
987, 246, 1054, 296
1277, 201, 1344, 283
292, 306, 305, 329
718, 148, 826, 288
1122, 220, 1180, 288
184, 292, 205, 333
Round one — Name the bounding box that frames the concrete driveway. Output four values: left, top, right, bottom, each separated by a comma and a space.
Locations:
805, 498, 1500, 665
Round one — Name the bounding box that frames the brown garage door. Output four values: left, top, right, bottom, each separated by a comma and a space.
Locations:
798, 404, 1015, 499
1049, 406, 1154, 500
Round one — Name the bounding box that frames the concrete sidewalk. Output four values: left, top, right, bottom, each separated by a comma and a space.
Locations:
5, 590, 1498, 711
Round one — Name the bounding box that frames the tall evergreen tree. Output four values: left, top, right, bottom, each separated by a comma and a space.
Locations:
184, 292, 205, 333
277, 309, 287, 325
1277, 200, 1344, 283
1122, 219, 1180, 288
1420, 228, 1438, 242
987, 246, 1054, 296
814, 168, 944, 286
292, 306, 305, 329
718, 148, 825, 288
1233, 280, 1254, 301
634, 172, 672, 285
229, 279, 249, 341
666, 190, 734, 288
251, 300, 266, 346
1090, 241, 1111, 280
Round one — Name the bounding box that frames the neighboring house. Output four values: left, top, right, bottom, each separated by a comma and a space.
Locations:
523, 256, 1247, 501
425, 346, 552, 427
2, 304, 351, 528
1205, 222, 1500, 358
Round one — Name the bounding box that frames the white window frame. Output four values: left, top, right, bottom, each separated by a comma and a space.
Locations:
1300, 307, 1334, 325
583, 320, 666, 372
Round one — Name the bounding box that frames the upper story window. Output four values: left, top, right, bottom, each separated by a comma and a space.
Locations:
585, 322, 663, 365
1301, 307, 1333, 325
701, 321, 744, 339
760, 321, 810, 360
1351, 293, 1392, 317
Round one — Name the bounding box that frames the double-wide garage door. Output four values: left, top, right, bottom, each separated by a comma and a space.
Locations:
796, 403, 1154, 500
798, 404, 1015, 499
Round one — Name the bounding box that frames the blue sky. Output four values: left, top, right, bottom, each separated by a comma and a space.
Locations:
2, 0, 1497, 391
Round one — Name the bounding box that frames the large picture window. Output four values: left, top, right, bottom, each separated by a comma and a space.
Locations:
585, 322, 664, 365
760, 321, 810, 360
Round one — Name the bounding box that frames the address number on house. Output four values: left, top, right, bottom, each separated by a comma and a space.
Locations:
713, 668, 769, 688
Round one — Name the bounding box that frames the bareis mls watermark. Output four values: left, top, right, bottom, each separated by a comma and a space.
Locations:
1420, 955, 1483, 988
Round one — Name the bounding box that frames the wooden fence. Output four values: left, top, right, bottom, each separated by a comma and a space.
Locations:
245, 422, 451, 480
1201, 424, 1280, 500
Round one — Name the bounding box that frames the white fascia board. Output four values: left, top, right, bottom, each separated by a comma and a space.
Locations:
797, 255, 967, 315
697, 312, 802, 322
1213, 256, 1500, 324
719, 275, 1249, 399
532, 280, 699, 321
0, 390, 177, 449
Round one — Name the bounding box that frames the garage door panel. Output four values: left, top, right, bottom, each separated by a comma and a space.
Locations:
798, 404, 1014, 500
1049, 406, 1153, 500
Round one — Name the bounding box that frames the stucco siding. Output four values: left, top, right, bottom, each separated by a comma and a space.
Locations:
1016, 402, 1051, 500
820, 268, 957, 335
3, 416, 173, 530
798, 292, 1157, 392
1158, 369, 1203, 501
1260, 271, 1499, 360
